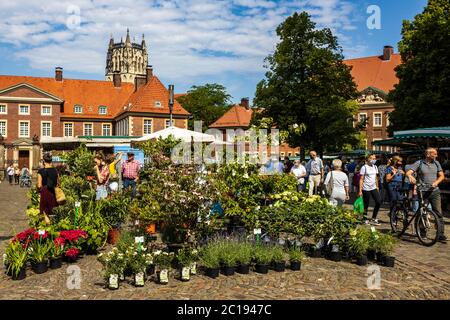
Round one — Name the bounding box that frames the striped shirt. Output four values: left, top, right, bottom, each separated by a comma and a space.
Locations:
122, 160, 141, 179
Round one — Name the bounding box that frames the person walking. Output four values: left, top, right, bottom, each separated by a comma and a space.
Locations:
37, 153, 59, 224
358, 154, 381, 225
377, 156, 388, 204
291, 160, 307, 192
385, 156, 405, 217
283, 156, 294, 174
122, 151, 141, 198
14, 164, 20, 185
346, 159, 357, 193
306, 151, 324, 196
6, 163, 14, 185
94, 154, 110, 200
324, 159, 349, 207
406, 148, 446, 242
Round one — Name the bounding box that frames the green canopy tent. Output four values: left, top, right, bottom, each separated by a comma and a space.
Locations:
373, 127, 450, 149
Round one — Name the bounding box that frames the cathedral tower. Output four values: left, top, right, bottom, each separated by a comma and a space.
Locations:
105, 29, 148, 84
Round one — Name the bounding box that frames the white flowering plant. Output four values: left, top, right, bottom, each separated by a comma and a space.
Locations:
153, 250, 174, 270
97, 247, 127, 278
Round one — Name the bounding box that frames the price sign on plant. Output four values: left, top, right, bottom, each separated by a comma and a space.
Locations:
253, 228, 262, 235
38, 230, 45, 235
135, 236, 144, 243
75, 202, 81, 208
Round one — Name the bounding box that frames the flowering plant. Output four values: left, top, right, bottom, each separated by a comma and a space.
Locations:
14, 228, 35, 246
59, 229, 88, 243
65, 248, 80, 260
51, 237, 65, 258
97, 247, 127, 278
128, 245, 153, 274
153, 250, 174, 270
28, 237, 52, 263
176, 247, 198, 267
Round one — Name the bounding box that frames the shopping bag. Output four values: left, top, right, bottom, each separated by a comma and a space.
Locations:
353, 196, 364, 215
55, 187, 66, 204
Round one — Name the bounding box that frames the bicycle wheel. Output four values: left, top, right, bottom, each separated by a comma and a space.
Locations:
390, 206, 408, 235
415, 207, 440, 247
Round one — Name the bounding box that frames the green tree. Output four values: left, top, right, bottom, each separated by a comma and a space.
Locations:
253, 12, 359, 159
388, 0, 450, 132
177, 84, 232, 131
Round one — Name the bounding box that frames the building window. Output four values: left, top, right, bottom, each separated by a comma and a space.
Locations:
280, 152, 285, 157
102, 123, 111, 136
165, 119, 171, 128
19, 105, 30, 115
373, 139, 382, 151
99, 106, 107, 115
41, 122, 52, 137
0, 120, 6, 137
386, 112, 391, 126
64, 122, 73, 137
41, 105, 52, 116
143, 119, 153, 135
19, 121, 29, 137
358, 113, 367, 123
373, 112, 382, 127
74, 105, 83, 114
154, 101, 162, 108
83, 123, 93, 136
0, 104, 7, 114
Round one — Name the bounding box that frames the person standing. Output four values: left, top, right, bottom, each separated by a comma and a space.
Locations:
291, 160, 307, 192
306, 151, 324, 196
283, 156, 294, 174
377, 156, 388, 204
94, 154, 110, 200
108, 152, 123, 193
6, 163, 14, 185
406, 148, 446, 242
346, 159, 357, 193
21, 165, 30, 178
14, 164, 20, 185
358, 154, 381, 225
122, 151, 141, 198
385, 156, 405, 217
324, 159, 349, 207
37, 153, 59, 224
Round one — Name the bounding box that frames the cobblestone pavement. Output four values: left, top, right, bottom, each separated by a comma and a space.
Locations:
1, 181, 449, 300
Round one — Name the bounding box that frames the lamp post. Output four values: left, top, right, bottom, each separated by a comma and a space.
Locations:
168, 84, 174, 127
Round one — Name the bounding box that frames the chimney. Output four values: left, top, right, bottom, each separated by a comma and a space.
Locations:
55, 67, 63, 81
134, 76, 146, 92
383, 45, 394, 61
241, 97, 250, 109
113, 71, 121, 87
146, 65, 153, 83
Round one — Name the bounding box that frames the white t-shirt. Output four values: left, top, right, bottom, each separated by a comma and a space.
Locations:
291, 165, 307, 184
360, 164, 379, 191
324, 170, 349, 196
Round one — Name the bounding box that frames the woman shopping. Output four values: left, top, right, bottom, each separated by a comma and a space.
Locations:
358, 154, 381, 226
385, 156, 405, 216
37, 153, 59, 224
323, 159, 349, 207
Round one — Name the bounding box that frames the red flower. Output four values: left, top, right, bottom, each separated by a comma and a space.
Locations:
65, 248, 80, 259
54, 237, 65, 246
60, 230, 88, 243
32, 230, 49, 240
15, 228, 35, 242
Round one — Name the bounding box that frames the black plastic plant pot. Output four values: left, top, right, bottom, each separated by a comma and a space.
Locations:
146, 264, 155, 276
255, 263, 269, 274
221, 266, 235, 276
124, 267, 133, 277
384, 256, 395, 268
367, 250, 376, 260
328, 251, 342, 262
205, 268, 220, 279
290, 260, 301, 271
11, 267, 26, 281
356, 255, 368, 266
376, 252, 385, 265
310, 247, 322, 258
274, 261, 285, 272
50, 257, 63, 269
32, 261, 48, 274
236, 264, 250, 274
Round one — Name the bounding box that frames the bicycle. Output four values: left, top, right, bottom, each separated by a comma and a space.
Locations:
390, 183, 442, 247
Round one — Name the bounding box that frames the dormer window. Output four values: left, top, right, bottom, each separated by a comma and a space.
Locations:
99, 106, 107, 115
74, 105, 83, 114
154, 101, 162, 107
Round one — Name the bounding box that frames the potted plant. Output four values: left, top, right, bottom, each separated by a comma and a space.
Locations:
129, 246, 150, 287
219, 241, 237, 276
200, 244, 221, 279
153, 250, 174, 284
288, 248, 305, 271
374, 233, 397, 267
50, 236, 65, 269
348, 228, 370, 266
367, 229, 379, 260
6, 241, 28, 280
29, 232, 52, 274
253, 245, 272, 274
176, 247, 194, 281
97, 248, 127, 290
65, 247, 80, 263
190, 248, 199, 275
236, 242, 253, 274
271, 245, 286, 272
59, 229, 88, 262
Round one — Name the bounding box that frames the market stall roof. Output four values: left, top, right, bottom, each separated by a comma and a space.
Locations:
325, 149, 391, 157
40, 136, 138, 150
132, 126, 216, 143
373, 127, 450, 147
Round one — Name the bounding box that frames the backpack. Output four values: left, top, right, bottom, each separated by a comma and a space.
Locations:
416, 160, 440, 183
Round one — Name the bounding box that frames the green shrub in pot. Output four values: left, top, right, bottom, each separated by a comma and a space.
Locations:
348, 227, 370, 257
253, 244, 273, 265
271, 245, 286, 263
5, 241, 28, 280
235, 242, 253, 266
288, 248, 305, 262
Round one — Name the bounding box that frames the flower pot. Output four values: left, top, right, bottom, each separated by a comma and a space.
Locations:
190, 262, 197, 275
146, 223, 156, 235
367, 249, 376, 260
255, 263, 269, 274
107, 229, 121, 245
236, 264, 250, 274
32, 261, 48, 274
290, 260, 301, 271
328, 251, 342, 262
273, 261, 285, 272
146, 264, 155, 276
11, 267, 26, 281
158, 269, 169, 284
384, 256, 395, 268
135, 272, 145, 287
63, 256, 78, 264
356, 255, 368, 266
50, 257, 63, 269
109, 274, 119, 290
124, 267, 133, 277
205, 267, 220, 279
221, 266, 235, 276
376, 252, 385, 265
310, 247, 322, 258
180, 266, 191, 281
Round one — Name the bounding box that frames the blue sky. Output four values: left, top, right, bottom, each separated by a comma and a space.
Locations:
0, 0, 428, 104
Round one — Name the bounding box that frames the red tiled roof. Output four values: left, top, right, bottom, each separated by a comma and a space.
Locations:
209, 104, 253, 128
344, 53, 401, 93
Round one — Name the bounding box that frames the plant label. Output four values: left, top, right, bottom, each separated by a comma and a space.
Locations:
109, 274, 119, 289
253, 228, 262, 235
134, 220, 139, 226
135, 236, 144, 243
371, 227, 376, 233
190, 262, 197, 275
75, 202, 81, 208
135, 272, 145, 286
181, 267, 190, 280
38, 230, 45, 235
332, 245, 339, 253
159, 269, 169, 283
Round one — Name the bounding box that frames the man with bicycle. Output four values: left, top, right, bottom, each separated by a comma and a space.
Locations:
406, 148, 446, 243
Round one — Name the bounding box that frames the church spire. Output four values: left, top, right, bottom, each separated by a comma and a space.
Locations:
142, 34, 146, 49
125, 28, 131, 44
109, 33, 114, 48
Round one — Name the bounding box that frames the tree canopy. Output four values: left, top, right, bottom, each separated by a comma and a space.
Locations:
388, 0, 450, 132
253, 12, 360, 158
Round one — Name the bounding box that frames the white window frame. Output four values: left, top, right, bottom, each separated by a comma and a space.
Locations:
101, 123, 112, 136
0, 103, 7, 115
18, 120, 30, 138
83, 122, 94, 136
358, 112, 367, 123
165, 119, 171, 128
386, 112, 391, 126
19, 104, 30, 115
372, 138, 382, 151
0, 119, 7, 137
74, 105, 83, 114
373, 112, 382, 127
41, 105, 52, 116
64, 122, 74, 137
154, 101, 162, 108
41, 121, 52, 137
98, 106, 107, 115
143, 118, 153, 135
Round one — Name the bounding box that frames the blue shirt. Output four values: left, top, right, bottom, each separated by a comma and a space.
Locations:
386, 166, 404, 185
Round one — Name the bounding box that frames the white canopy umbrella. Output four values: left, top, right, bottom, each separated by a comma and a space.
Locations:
132, 126, 216, 143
